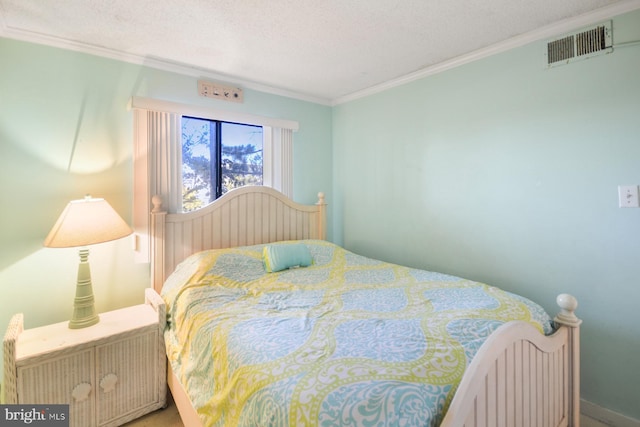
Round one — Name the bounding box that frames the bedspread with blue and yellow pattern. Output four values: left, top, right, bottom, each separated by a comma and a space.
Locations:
161, 240, 553, 427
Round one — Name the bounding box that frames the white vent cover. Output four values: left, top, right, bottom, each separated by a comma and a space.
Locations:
545, 21, 612, 67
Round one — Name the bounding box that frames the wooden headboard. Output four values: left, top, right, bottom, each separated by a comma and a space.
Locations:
149, 186, 326, 292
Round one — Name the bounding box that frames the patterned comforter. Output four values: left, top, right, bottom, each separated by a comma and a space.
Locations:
161, 240, 553, 427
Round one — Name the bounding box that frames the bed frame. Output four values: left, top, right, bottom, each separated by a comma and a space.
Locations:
149, 185, 581, 427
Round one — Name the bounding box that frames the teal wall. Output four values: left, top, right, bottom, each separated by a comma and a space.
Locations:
0, 38, 332, 384
333, 9, 640, 420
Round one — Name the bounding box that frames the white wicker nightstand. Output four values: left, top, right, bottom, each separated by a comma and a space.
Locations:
3, 288, 167, 427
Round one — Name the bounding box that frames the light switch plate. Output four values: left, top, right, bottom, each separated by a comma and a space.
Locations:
618, 185, 639, 208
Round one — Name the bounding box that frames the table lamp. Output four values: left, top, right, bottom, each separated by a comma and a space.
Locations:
44, 195, 133, 329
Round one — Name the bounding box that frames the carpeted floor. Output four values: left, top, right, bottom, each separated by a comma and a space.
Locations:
123, 394, 184, 427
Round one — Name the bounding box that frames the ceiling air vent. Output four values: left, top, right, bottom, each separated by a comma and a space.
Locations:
545, 21, 612, 67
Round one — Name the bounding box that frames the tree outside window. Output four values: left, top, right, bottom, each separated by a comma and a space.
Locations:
182, 117, 263, 212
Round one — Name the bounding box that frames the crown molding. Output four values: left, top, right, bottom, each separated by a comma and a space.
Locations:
0, 23, 332, 106
332, 0, 640, 105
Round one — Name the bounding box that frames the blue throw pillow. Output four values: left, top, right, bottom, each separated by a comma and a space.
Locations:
263, 243, 313, 272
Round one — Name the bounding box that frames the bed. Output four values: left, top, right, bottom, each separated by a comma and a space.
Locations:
149, 186, 581, 427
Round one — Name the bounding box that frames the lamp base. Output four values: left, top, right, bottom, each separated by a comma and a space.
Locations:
69, 248, 100, 329
69, 312, 99, 329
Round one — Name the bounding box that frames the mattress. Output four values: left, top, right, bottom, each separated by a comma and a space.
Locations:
161, 240, 553, 427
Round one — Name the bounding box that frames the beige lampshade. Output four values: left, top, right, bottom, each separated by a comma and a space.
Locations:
44, 196, 133, 248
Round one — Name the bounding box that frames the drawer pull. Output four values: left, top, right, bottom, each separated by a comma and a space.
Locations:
100, 373, 118, 393
72, 383, 92, 402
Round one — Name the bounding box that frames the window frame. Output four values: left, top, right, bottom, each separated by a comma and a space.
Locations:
181, 116, 265, 211
130, 96, 298, 263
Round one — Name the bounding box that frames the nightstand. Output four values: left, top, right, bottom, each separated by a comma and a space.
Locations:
3, 288, 167, 427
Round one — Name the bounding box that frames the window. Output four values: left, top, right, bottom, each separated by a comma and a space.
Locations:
182, 118, 263, 212
130, 96, 298, 263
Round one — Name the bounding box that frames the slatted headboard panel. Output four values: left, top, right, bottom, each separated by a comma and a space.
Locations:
150, 186, 326, 292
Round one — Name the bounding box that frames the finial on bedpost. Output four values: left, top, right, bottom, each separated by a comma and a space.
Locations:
316, 192, 325, 206
151, 195, 163, 213
554, 294, 582, 327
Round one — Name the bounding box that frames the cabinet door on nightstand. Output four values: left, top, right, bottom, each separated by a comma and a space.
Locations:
17, 349, 95, 427
95, 330, 160, 426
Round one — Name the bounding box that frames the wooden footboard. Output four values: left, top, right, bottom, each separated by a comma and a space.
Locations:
440, 294, 581, 427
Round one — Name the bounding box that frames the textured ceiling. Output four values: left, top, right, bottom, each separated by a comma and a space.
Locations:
0, 0, 637, 103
